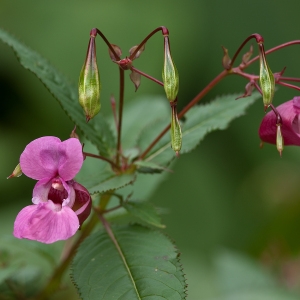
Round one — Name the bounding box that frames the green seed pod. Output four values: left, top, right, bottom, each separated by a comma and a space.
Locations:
259, 43, 275, 110
79, 31, 101, 122
162, 36, 179, 102
7, 163, 22, 179
170, 103, 182, 155
276, 124, 284, 156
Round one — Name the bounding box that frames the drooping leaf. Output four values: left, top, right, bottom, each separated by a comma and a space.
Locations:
71, 224, 186, 300
137, 92, 261, 166
123, 201, 166, 228
0, 28, 115, 157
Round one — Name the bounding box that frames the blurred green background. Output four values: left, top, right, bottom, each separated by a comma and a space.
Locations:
1, 0, 300, 299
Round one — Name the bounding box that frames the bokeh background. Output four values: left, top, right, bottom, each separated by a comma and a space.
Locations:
1, 0, 300, 299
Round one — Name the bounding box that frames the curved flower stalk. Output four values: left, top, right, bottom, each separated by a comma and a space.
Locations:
13, 136, 91, 244
259, 96, 300, 148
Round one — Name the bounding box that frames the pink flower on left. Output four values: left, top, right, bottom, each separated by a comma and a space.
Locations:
13, 136, 91, 244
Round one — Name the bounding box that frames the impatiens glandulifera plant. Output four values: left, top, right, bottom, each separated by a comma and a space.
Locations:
1, 26, 300, 299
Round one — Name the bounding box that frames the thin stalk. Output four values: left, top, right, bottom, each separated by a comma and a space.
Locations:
138, 69, 229, 160
96, 28, 120, 61
116, 68, 125, 166
83, 152, 119, 170
277, 81, 300, 92
131, 66, 164, 86
129, 26, 168, 61
279, 76, 300, 82
34, 213, 98, 300
245, 40, 300, 67
229, 33, 263, 69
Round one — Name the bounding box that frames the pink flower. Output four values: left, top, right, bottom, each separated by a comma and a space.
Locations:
13, 137, 91, 244
259, 96, 300, 146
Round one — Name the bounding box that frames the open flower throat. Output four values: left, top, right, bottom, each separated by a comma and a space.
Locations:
13, 137, 91, 244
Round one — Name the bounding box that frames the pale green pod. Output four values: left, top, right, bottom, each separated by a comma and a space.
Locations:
7, 163, 22, 179
78, 36, 101, 121
171, 104, 182, 154
162, 36, 179, 102
259, 44, 275, 110
276, 125, 284, 156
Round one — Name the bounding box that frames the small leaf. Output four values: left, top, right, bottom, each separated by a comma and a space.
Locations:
71, 224, 186, 299
123, 202, 166, 228
242, 44, 253, 64
130, 70, 141, 91
108, 44, 122, 61
129, 44, 145, 60
0, 28, 115, 157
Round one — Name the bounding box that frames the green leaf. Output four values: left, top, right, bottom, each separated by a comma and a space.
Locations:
134, 160, 170, 174
123, 202, 166, 228
138, 92, 261, 166
0, 28, 115, 157
71, 224, 186, 299
115, 95, 170, 150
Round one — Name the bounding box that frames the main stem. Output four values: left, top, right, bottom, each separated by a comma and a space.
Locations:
116, 68, 125, 166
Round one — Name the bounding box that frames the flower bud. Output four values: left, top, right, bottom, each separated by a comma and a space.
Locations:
221, 46, 231, 70
276, 124, 284, 156
7, 163, 22, 179
259, 43, 275, 110
162, 36, 179, 102
170, 102, 182, 155
78, 29, 101, 122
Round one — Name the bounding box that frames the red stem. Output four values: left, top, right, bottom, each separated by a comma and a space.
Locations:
116, 68, 125, 166
131, 66, 164, 86
277, 81, 300, 92
95, 28, 120, 61
129, 26, 169, 61
229, 33, 264, 69
83, 152, 119, 170
245, 40, 300, 67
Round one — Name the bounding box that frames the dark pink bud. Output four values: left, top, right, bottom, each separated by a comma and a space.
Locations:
259, 96, 300, 146
72, 181, 92, 226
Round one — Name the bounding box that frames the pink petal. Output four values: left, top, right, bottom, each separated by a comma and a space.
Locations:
259, 98, 300, 146
13, 201, 79, 244
32, 178, 52, 204
57, 138, 83, 181
72, 181, 92, 225
20, 137, 62, 180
